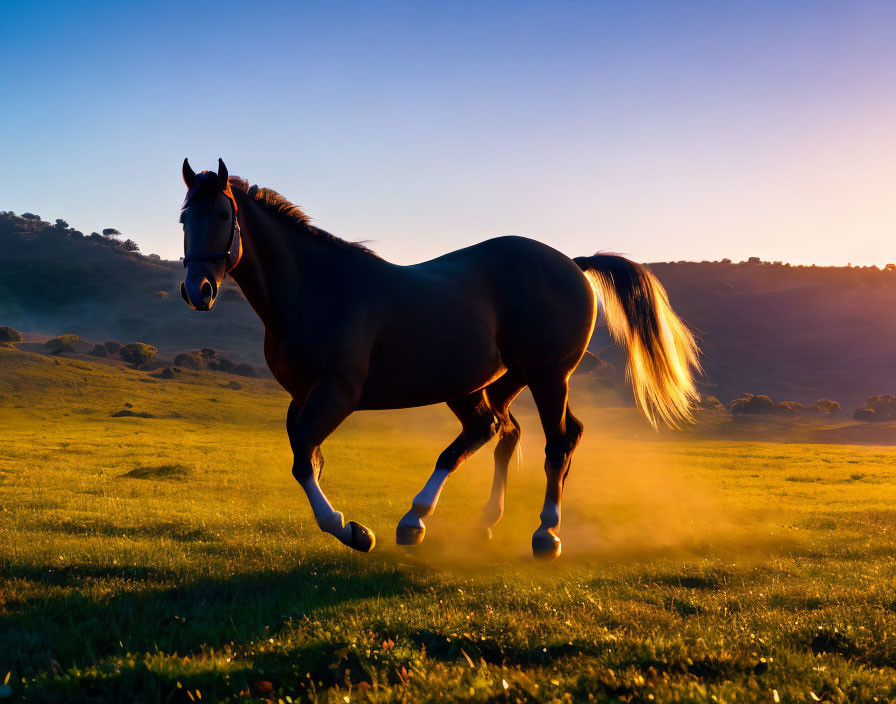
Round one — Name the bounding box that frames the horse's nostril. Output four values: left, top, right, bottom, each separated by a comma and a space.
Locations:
200, 280, 213, 306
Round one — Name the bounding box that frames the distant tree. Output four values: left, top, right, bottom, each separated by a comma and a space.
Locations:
104, 340, 122, 354
102, 228, 122, 237
812, 399, 841, 415
854, 395, 896, 422
0, 326, 23, 344
147, 253, 161, 261
731, 393, 775, 415
122, 239, 140, 253
232, 363, 258, 378
54, 219, 69, 230
88, 344, 108, 357
886, 264, 896, 272
697, 395, 724, 410
747, 257, 762, 266
774, 401, 806, 415
720, 258, 732, 265
174, 351, 204, 370
20, 213, 40, 220
119, 342, 157, 369
45, 334, 84, 354
69, 230, 84, 238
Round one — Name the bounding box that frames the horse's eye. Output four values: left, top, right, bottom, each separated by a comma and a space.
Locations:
219, 211, 229, 221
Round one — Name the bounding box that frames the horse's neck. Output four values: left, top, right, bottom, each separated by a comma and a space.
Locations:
229, 197, 344, 331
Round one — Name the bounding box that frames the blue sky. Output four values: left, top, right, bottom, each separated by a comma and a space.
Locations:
1, 1, 894, 265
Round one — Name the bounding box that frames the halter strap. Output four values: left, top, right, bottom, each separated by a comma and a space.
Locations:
181, 194, 241, 274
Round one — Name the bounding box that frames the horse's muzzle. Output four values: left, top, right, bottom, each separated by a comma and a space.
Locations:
181, 275, 217, 311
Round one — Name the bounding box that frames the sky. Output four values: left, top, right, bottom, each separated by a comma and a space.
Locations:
1, 0, 895, 266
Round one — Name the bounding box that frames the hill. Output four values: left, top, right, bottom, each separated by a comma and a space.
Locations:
4, 210, 896, 411
0, 211, 265, 365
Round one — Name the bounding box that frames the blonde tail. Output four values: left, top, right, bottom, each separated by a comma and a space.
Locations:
574, 254, 700, 428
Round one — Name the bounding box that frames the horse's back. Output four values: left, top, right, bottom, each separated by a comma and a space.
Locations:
402, 236, 597, 373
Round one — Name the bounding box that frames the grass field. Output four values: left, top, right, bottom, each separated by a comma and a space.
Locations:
2, 346, 896, 703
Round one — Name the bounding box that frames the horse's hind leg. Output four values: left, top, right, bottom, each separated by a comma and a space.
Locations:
396, 391, 499, 545
528, 371, 584, 560
481, 372, 526, 536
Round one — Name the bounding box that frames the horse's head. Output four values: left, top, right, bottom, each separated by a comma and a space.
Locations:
180, 158, 242, 311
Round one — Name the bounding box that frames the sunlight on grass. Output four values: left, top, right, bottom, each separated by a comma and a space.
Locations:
2, 347, 896, 702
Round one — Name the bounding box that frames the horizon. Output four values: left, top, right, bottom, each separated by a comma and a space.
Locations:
2, 1, 895, 267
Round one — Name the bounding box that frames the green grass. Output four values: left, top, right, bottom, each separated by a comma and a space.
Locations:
2, 346, 896, 702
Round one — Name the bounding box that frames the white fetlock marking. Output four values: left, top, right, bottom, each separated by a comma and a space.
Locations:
300, 477, 351, 543
398, 509, 424, 529
410, 468, 451, 517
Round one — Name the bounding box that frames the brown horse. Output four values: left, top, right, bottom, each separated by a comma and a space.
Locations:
180, 159, 699, 559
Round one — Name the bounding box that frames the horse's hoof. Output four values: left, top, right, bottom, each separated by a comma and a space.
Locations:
348, 522, 376, 552
396, 523, 425, 546
532, 532, 561, 560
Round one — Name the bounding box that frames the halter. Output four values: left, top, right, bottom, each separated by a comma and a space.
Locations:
181, 193, 241, 274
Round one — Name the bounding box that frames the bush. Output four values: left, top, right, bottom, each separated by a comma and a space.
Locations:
174, 351, 204, 370
697, 395, 724, 410
104, 341, 122, 354
730, 394, 775, 415
0, 326, 23, 344
216, 357, 234, 373
854, 395, 896, 422
88, 344, 108, 357
775, 401, 806, 415
120, 342, 158, 369
45, 334, 84, 354
232, 363, 257, 378
812, 399, 841, 415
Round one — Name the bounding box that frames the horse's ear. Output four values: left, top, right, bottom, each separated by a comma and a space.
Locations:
183, 158, 196, 188
217, 158, 228, 188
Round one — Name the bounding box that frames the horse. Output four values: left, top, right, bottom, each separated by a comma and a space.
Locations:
179, 158, 700, 559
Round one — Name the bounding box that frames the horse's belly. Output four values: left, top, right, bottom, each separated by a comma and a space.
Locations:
358, 338, 505, 410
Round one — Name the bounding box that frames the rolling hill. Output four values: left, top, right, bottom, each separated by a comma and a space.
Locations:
4, 209, 896, 411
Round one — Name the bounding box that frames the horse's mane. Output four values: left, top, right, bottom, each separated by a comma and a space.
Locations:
228, 176, 377, 257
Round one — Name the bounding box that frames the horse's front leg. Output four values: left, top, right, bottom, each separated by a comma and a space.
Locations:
288, 377, 375, 552
396, 393, 498, 545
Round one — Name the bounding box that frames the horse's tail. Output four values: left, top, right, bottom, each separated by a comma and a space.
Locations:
574, 254, 700, 429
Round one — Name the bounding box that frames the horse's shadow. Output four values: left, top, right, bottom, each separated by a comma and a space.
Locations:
2, 553, 419, 688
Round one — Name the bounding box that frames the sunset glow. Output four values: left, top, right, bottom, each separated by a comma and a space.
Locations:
2, 1, 894, 266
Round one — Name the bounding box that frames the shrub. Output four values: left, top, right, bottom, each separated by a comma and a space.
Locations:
119, 342, 158, 369
0, 326, 22, 344
104, 341, 122, 354
216, 357, 234, 373
775, 401, 806, 415
812, 399, 840, 415
697, 395, 724, 410
173, 351, 204, 370
854, 395, 896, 422
45, 334, 84, 354
232, 363, 257, 378
731, 394, 775, 415
88, 344, 108, 357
